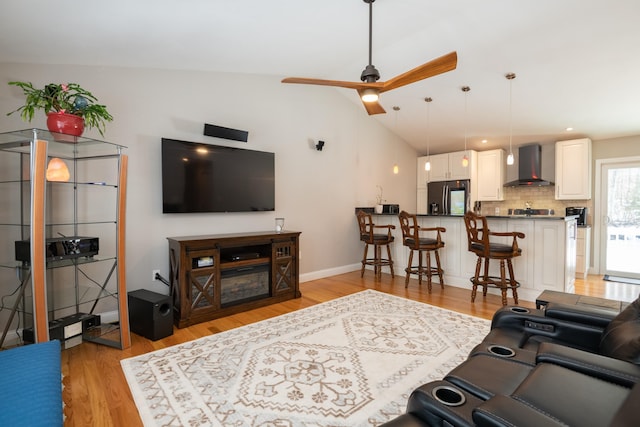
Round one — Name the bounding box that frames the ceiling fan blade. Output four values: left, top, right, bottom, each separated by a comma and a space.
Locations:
357, 90, 386, 115
282, 77, 371, 90
381, 51, 458, 93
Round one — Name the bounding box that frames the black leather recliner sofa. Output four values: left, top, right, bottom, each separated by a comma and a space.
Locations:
381, 293, 640, 427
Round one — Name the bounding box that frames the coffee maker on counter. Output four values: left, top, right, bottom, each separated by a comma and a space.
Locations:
566, 207, 587, 225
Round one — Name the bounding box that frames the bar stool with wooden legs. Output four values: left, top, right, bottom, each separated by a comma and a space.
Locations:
356, 210, 395, 280
463, 211, 525, 306
398, 210, 446, 291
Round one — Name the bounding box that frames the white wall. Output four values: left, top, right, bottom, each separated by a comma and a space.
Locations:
0, 63, 418, 294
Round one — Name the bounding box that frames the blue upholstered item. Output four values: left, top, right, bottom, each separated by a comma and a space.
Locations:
0, 340, 63, 427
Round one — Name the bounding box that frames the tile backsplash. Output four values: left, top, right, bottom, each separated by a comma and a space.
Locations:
480, 186, 593, 224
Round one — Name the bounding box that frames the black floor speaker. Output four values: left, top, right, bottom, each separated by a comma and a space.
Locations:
128, 289, 173, 341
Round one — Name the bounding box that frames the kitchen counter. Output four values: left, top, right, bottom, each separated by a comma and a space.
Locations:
484, 214, 578, 221
357, 208, 578, 222
356, 211, 578, 302
372, 212, 578, 221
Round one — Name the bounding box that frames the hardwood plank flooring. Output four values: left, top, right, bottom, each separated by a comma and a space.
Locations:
62, 272, 638, 426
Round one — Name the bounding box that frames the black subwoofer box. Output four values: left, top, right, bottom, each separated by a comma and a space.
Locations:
128, 289, 173, 341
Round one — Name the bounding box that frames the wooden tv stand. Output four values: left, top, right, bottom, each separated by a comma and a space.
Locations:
167, 231, 301, 328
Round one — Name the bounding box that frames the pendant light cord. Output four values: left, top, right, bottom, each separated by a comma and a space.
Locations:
506, 73, 516, 165
425, 97, 432, 156
509, 80, 513, 153
393, 105, 400, 174
368, 0, 374, 66
462, 86, 470, 152
508, 73, 516, 152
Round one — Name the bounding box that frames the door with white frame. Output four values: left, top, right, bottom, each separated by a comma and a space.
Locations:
596, 157, 640, 280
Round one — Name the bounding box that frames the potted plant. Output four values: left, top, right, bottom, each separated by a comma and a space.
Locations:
6, 81, 113, 137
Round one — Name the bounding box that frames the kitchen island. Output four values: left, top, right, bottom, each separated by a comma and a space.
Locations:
368, 212, 578, 303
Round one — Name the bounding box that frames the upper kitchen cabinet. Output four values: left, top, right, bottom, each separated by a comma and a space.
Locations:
555, 138, 592, 200
428, 150, 477, 182
477, 149, 506, 201
417, 156, 429, 188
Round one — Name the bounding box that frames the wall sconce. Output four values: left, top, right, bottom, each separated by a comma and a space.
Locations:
315, 140, 325, 151
46, 158, 70, 182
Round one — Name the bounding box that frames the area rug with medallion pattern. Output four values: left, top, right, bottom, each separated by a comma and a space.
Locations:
121, 290, 490, 426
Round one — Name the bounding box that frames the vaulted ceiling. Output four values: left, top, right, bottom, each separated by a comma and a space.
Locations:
2, 0, 639, 153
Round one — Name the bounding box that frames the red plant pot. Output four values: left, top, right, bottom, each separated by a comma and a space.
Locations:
46, 112, 85, 136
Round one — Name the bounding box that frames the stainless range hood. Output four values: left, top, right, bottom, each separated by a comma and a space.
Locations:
504, 144, 554, 187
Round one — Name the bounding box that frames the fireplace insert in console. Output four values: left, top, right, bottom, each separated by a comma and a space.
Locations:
168, 231, 301, 328
220, 263, 270, 307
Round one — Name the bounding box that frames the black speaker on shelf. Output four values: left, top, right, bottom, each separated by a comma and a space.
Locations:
128, 289, 173, 341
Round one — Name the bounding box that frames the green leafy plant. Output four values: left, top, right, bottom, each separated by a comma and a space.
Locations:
6, 81, 113, 136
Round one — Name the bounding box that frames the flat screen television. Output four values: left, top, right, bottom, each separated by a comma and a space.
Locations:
161, 138, 275, 213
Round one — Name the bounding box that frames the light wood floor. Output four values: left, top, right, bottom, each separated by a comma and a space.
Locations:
62, 272, 638, 426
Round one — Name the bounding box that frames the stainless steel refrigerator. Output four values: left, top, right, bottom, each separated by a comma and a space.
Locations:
427, 179, 470, 216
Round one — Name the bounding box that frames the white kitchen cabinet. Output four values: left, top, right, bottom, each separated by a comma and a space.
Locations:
555, 138, 592, 200
576, 226, 591, 278
533, 219, 577, 293
507, 219, 535, 290
427, 150, 477, 182
477, 149, 506, 201
439, 217, 464, 277
417, 156, 429, 188
428, 153, 451, 181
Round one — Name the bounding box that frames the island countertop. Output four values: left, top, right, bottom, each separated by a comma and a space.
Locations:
354, 209, 578, 302
358, 209, 578, 222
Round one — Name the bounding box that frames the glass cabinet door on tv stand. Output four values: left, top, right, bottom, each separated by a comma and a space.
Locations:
0, 129, 131, 350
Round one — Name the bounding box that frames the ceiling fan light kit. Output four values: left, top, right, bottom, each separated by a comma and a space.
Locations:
361, 87, 380, 102
281, 0, 457, 115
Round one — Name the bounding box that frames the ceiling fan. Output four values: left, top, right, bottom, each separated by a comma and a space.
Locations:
281, 0, 458, 115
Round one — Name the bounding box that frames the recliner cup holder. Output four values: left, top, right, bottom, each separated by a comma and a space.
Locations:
487, 344, 516, 358
432, 385, 466, 407
509, 307, 530, 314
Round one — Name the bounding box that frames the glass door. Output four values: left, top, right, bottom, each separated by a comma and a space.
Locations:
600, 161, 640, 279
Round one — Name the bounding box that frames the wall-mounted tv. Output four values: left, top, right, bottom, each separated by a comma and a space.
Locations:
161, 138, 275, 213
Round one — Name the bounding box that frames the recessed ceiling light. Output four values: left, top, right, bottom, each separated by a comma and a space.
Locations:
481, 139, 488, 144
565, 127, 574, 131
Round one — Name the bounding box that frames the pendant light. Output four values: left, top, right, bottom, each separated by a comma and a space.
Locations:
393, 106, 400, 174
424, 97, 432, 171
506, 73, 516, 165
461, 86, 470, 168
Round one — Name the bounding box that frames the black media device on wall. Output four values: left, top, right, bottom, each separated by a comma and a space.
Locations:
204, 123, 249, 142
161, 138, 275, 213
128, 289, 173, 341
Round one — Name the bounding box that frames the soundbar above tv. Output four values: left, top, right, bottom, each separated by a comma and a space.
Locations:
161, 138, 275, 213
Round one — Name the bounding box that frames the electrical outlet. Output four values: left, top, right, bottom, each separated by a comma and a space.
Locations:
152, 269, 160, 281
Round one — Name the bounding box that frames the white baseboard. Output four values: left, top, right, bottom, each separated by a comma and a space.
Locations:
300, 263, 361, 283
